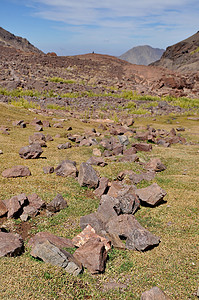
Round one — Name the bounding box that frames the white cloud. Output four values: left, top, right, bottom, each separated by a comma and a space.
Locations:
17, 0, 199, 54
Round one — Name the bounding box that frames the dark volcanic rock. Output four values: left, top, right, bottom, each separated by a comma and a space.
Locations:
46, 194, 68, 212
78, 162, 99, 188
2, 165, 31, 178
0, 231, 23, 257
19, 144, 43, 159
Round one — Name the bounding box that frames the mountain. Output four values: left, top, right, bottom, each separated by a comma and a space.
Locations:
0, 27, 43, 54
151, 31, 199, 72
119, 45, 165, 65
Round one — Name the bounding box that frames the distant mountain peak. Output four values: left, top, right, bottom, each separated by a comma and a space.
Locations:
0, 27, 43, 54
119, 45, 165, 66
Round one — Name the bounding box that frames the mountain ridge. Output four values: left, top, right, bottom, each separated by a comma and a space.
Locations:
0, 27, 43, 54
119, 45, 165, 65
151, 31, 199, 72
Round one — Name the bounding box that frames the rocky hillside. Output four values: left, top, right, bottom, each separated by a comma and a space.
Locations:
119, 45, 164, 65
0, 27, 43, 54
151, 31, 199, 72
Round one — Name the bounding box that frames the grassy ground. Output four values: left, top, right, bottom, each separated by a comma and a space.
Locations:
0, 103, 198, 299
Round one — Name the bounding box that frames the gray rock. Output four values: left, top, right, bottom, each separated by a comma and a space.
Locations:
57, 142, 72, 149
0, 231, 23, 257
118, 135, 129, 146
78, 162, 99, 189
30, 240, 82, 276
46, 194, 68, 213
141, 286, 171, 299
19, 144, 43, 159
55, 160, 78, 178
2, 165, 31, 178
43, 166, 54, 174
136, 183, 167, 206
106, 214, 160, 251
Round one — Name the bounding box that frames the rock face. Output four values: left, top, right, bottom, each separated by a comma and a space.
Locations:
73, 237, 107, 274
136, 183, 167, 206
0, 231, 24, 257
55, 160, 78, 178
141, 286, 171, 300
78, 163, 99, 188
19, 144, 43, 159
151, 31, 199, 72
0, 26, 43, 54
30, 240, 82, 276
2, 165, 31, 178
119, 45, 164, 66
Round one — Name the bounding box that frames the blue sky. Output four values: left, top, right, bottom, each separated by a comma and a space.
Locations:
1, 0, 198, 56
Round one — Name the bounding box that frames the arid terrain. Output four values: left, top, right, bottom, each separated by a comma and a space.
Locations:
0, 29, 198, 300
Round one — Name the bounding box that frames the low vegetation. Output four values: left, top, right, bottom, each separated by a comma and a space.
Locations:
0, 102, 198, 299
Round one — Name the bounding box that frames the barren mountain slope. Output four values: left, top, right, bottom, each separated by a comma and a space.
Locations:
0, 27, 43, 54
151, 31, 199, 72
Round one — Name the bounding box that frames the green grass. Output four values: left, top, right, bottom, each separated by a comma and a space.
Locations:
48, 77, 76, 84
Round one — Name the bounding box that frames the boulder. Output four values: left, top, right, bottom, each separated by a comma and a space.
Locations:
28, 231, 74, 249
94, 177, 109, 198
3, 193, 28, 218
29, 132, 46, 147
119, 154, 139, 162
46, 194, 68, 213
78, 163, 99, 188
0, 200, 8, 217
2, 165, 31, 178
0, 231, 23, 257
80, 212, 105, 235
55, 160, 78, 178
106, 214, 160, 251
93, 148, 102, 157
43, 166, 54, 174
72, 224, 111, 251
112, 145, 123, 156
19, 144, 43, 159
73, 237, 107, 274
118, 135, 129, 146
107, 181, 123, 197
136, 183, 167, 206
145, 158, 166, 172
57, 142, 72, 150
30, 240, 82, 276
20, 206, 38, 221
141, 286, 171, 300
123, 147, 137, 156
86, 156, 107, 167
27, 193, 45, 210
133, 143, 152, 152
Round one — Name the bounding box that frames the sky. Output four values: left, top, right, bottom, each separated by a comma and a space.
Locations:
1, 0, 198, 56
